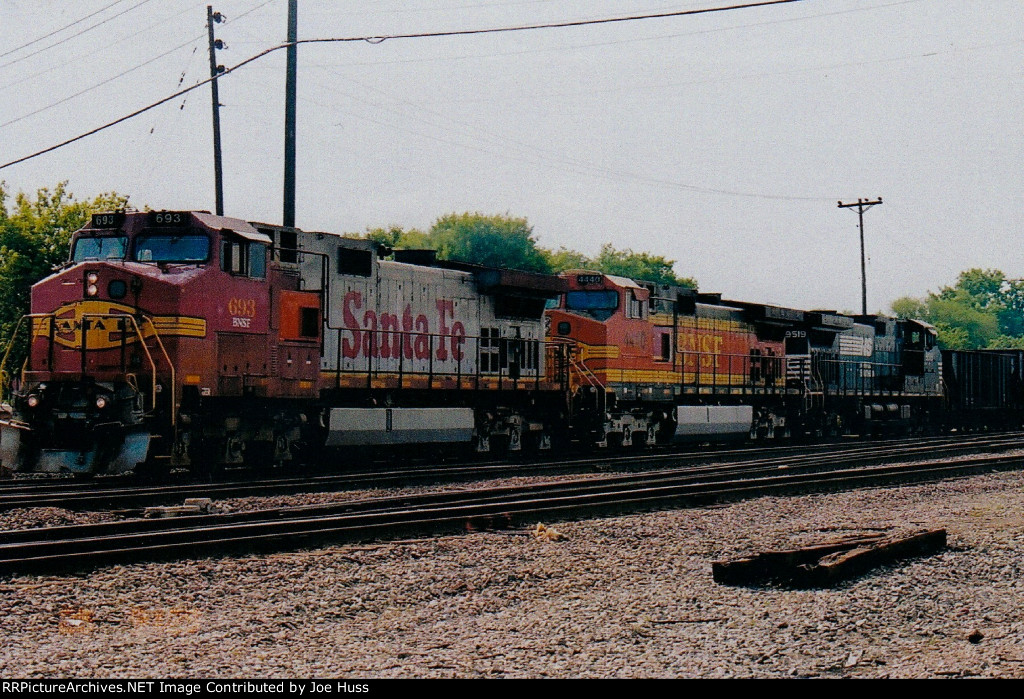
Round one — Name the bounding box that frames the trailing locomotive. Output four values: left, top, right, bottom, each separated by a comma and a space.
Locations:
546, 272, 945, 447
0, 208, 1020, 477
0, 210, 566, 475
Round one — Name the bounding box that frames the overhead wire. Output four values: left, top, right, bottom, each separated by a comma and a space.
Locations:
0, 0, 161, 71
0, 0, 812, 172
0, 0, 210, 94
0, 0, 129, 60
0, 36, 205, 129
295, 0, 927, 71
0, 0, 279, 127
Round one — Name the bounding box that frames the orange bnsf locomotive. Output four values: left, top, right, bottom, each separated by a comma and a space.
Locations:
546, 271, 947, 446
0, 211, 567, 476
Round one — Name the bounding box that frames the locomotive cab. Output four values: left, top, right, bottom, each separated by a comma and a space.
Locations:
0, 210, 292, 475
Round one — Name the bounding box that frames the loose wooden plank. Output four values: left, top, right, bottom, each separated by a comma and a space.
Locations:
712, 533, 886, 585
713, 529, 946, 587
805, 528, 946, 586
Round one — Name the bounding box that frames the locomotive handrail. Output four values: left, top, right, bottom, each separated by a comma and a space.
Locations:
674, 350, 787, 393
4, 312, 175, 423
0, 368, 9, 410
329, 326, 548, 392
0, 315, 29, 406
79, 313, 167, 417
135, 315, 176, 427
546, 336, 605, 392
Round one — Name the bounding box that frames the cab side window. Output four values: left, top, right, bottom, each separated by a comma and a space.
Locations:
627, 291, 645, 319
222, 240, 267, 279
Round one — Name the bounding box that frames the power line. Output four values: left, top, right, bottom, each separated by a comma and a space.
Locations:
0, 1, 213, 95
0, 0, 129, 60
0, 35, 205, 129
300, 0, 810, 45
0, 0, 161, 72
0, 0, 811, 171
292, 0, 924, 72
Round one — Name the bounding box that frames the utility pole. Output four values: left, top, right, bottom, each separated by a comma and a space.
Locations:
283, 0, 298, 228
207, 6, 226, 216
837, 197, 883, 316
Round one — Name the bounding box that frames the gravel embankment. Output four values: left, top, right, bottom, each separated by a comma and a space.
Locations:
1, 469, 1023, 678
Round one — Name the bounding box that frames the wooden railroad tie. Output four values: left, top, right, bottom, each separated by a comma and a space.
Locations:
712, 528, 947, 588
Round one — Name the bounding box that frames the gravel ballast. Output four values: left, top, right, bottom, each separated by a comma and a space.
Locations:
1, 470, 1023, 678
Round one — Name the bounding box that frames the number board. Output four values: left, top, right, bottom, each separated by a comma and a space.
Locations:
90, 213, 125, 229
147, 211, 191, 227
576, 274, 603, 285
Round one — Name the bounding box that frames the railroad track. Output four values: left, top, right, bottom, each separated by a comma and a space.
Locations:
1, 437, 1022, 576
0, 431, 1022, 512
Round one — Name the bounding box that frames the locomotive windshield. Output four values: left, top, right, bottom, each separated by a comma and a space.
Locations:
565, 290, 619, 310
565, 290, 620, 320
71, 236, 127, 261
134, 234, 210, 263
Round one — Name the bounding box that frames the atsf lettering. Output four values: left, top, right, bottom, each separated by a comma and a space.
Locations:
341, 291, 466, 361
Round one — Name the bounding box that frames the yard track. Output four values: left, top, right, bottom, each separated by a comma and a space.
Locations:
1, 433, 1022, 575
0, 432, 1021, 512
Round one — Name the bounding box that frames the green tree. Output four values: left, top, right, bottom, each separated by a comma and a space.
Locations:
360, 213, 700, 289
363, 224, 429, 251
891, 296, 928, 320
939, 268, 1005, 311
1, 182, 128, 375
591, 243, 696, 288
927, 296, 1000, 349
890, 268, 1024, 349
542, 246, 592, 273
427, 212, 550, 273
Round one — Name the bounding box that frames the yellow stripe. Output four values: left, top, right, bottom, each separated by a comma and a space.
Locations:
595, 368, 785, 387
150, 316, 207, 338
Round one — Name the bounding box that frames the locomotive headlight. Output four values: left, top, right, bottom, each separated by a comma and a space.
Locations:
86, 284, 99, 296
87, 272, 98, 284
95, 396, 108, 410
26, 394, 40, 408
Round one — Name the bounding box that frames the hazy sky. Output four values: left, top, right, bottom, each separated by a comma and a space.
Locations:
2, 0, 1022, 313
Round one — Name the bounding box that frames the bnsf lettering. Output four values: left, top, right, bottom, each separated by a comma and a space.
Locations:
342, 291, 466, 361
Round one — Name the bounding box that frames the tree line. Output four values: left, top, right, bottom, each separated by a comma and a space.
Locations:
363, 211, 696, 288
890, 269, 1024, 350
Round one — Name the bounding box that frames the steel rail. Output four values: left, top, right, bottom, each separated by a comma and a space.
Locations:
0, 448, 1021, 576
0, 432, 1022, 511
